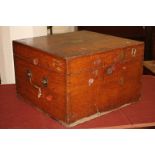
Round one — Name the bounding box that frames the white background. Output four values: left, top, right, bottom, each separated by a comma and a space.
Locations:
0, 0, 155, 155
0, 129, 155, 155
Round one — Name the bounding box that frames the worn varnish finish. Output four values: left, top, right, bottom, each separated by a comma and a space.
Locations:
13, 31, 144, 127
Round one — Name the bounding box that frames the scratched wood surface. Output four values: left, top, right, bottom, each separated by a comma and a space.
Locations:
13, 31, 144, 127
13, 30, 143, 59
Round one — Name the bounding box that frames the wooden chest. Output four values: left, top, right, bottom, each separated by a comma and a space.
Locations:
13, 31, 144, 127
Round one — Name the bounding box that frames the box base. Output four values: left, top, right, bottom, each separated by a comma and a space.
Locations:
17, 92, 141, 128
59, 100, 140, 128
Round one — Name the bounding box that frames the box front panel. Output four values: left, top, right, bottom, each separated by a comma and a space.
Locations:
67, 62, 124, 123
67, 44, 144, 124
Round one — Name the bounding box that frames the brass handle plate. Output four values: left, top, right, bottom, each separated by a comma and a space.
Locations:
26, 70, 48, 98
42, 78, 48, 87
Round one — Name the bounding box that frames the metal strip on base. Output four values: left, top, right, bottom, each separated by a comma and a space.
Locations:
59, 101, 137, 128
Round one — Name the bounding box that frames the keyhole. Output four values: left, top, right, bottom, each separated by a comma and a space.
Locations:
131, 48, 136, 57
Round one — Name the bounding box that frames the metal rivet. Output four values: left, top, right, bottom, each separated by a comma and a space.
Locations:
26, 70, 32, 77
42, 77, 48, 87
106, 66, 113, 75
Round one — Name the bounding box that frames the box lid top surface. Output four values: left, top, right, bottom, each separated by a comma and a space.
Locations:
14, 30, 143, 59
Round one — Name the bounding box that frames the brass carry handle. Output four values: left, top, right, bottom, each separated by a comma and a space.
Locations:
26, 70, 48, 98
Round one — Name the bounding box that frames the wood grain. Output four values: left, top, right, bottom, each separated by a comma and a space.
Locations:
13, 31, 144, 126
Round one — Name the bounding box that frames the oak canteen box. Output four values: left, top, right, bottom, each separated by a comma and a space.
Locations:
13, 31, 144, 127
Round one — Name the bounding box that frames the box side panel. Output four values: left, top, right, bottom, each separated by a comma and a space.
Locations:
13, 41, 65, 73
67, 44, 144, 124
13, 43, 66, 122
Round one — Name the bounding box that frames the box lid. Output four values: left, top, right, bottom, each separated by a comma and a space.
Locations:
14, 30, 143, 59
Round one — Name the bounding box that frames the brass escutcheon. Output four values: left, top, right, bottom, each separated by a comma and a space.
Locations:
131, 48, 137, 57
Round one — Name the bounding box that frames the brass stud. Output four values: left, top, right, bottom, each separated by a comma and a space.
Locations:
33, 58, 39, 65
